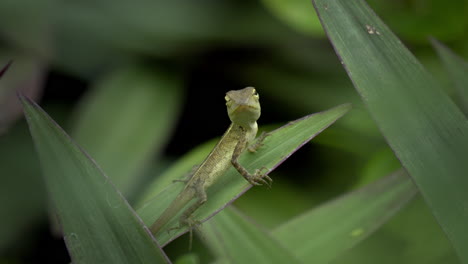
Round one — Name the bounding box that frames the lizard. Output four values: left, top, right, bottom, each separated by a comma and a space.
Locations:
150, 87, 272, 239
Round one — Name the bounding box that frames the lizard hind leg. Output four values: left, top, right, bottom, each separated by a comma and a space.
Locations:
179, 184, 207, 250
184, 217, 202, 250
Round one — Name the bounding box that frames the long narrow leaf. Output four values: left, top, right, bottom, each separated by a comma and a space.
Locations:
311, 0, 468, 262
20, 95, 168, 264
137, 140, 216, 207
432, 40, 468, 115
137, 104, 351, 246
202, 206, 301, 264
72, 66, 182, 195
272, 170, 417, 263
0, 123, 45, 251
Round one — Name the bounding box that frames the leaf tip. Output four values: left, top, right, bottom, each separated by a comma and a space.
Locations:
16, 91, 31, 106
0, 60, 12, 79
16, 92, 42, 117
342, 102, 353, 111
429, 37, 444, 50
334, 103, 353, 115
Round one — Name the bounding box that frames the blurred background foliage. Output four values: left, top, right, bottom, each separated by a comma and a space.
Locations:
0, 0, 466, 263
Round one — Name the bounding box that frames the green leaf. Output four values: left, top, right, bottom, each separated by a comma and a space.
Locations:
202, 206, 301, 264
173, 253, 200, 264
20, 96, 168, 264
311, 0, 468, 262
357, 147, 401, 187
71, 65, 182, 196
0, 122, 45, 251
367, 0, 468, 43
137, 104, 351, 246
260, 0, 324, 36
136, 140, 216, 207
432, 39, 468, 115
333, 196, 459, 264
272, 170, 416, 263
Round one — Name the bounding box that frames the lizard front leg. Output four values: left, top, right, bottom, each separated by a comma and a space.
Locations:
173, 165, 200, 184
248, 131, 270, 153
231, 136, 272, 186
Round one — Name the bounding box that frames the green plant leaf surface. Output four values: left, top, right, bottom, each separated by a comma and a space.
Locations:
137, 104, 351, 246
0, 122, 46, 251
173, 253, 200, 264
333, 196, 459, 264
71, 65, 182, 196
260, 0, 324, 36
202, 206, 301, 264
272, 170, 416, 263
311, 0, 468, 262
20, 96, 168, 264
432, 40, 468, 115
366, 0, 468, 43
136, 140, 217, 207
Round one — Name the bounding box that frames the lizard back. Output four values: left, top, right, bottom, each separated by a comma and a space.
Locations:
187, 123, 245, 189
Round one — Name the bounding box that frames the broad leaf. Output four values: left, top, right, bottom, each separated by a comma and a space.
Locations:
432, 39, 468, 115
20, 96, 168, 264
72, 65, 181, 195
202, 207, 301, 264
137, 104, 351, 246
312, 0, 468, 262
273, 170, 416, 263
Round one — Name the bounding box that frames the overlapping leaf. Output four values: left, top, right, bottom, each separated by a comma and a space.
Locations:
21, 96, 168, 263
273, 170, 416, 263
311, 0, 468, 262
137, 104, 351, 246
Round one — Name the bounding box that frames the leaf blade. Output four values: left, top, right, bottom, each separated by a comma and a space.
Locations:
311, 0, 468, 262
137, 104, 351, 246
202, 207, 301, 264
20, 95, 168, 264
272, 170, 416, 263
71, 66, 182, 195
432, 39, 468, 115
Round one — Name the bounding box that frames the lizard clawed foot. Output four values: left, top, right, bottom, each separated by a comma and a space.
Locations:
246, 167, 272, 188
183, 218, 202, 251
166, 218, 202, 250
167, 224, 182, 235
167, 218, 201, 233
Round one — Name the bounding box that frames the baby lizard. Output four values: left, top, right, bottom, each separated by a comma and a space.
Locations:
150, 87, 271, 236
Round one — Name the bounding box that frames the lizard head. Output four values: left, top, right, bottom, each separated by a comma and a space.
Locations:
225, 87, 261, 128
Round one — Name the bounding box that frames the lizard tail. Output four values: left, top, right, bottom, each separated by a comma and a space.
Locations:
149, 188, 194, 235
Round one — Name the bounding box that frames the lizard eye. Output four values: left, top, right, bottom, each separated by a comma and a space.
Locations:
225, 95, 231, 102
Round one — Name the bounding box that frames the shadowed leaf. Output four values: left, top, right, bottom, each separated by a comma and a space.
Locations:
20, 95, 168, 264
312, 0, 468, 262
